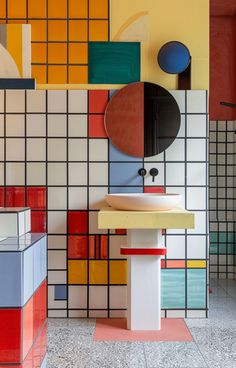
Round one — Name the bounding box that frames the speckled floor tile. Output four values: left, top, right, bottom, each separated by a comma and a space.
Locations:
143, 342, 207, 368
85, 341, 146, 368
189, 326, 236, 368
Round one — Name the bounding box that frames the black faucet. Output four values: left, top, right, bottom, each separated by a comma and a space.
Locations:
150, 168, 159, 182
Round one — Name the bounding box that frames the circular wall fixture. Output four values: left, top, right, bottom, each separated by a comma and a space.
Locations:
104, 82, 181, 158
158, 41, 191, 74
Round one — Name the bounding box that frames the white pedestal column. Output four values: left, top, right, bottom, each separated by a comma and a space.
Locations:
126, 229, 163, 331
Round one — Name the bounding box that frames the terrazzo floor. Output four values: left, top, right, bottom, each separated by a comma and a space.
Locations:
46, 279, 236, 368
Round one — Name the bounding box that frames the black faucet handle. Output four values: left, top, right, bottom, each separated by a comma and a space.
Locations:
138, 168, 147, 177
150, 168, 159, 182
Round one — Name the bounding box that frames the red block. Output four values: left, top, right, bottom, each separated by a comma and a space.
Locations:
144, 186, 165, 193
89, 90, 109, 113
88, 115, 107, 138
0, 188, 4, 206
26, 187, 46, 210
6, 187, 25, 207
31, 211, 47, 233
0, 309, 21, 363
68, 235, 88, 259
68, 211, 88, 234
33, 280, 47, 340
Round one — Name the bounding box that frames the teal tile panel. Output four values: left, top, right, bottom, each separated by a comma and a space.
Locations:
88, 42, 140, 84
210, 242, 235, 254
210, 231, 235, 243
187, 269, 206, 309
161, 269, 185, 309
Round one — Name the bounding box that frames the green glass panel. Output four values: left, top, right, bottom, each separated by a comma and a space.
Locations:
88, 42, 140, 84
187, 269, 206, 308
161, 269, 185, 309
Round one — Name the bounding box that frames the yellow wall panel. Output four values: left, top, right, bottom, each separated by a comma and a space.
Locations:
68, 260, 88, 284
28, 0, 46, 18
69, 0, 88, 18
110, 0, 209, 90
89, 260, 108, 284
110, 260, 127, 285
187, 260, 207, 268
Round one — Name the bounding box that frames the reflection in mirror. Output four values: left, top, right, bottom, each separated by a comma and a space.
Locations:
105, 82, 181, 158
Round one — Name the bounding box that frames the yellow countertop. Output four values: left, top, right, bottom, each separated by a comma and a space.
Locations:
98, 207, 195, 230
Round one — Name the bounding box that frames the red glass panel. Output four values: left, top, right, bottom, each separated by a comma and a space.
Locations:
89, 90, 109, 113
0, 187, 4, 206
68, 211, 88, 234
68, 235, 88, 259
144, 186, 165, 193
6, 187, 25, 207
26, 187, 46, 210
88, 114, 107, 137
31, 211, 46, 233
0, 309, 21, 363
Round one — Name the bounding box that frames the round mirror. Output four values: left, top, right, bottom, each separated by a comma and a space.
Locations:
158, 41, 191, 74
104, 82, 181, 158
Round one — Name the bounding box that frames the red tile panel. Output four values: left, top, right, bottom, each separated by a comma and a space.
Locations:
0, 309, 21, 363
144, 186, 165, 193
68, 235, 88, 259
6, 187, 26, 207
31, 211, 47, 233
26, 187, 46, 210
0, 188, 4, 206
88, 115, 107, 137
89, 90, 109, 113
89, 235, 108, 259
68, 211, 88, 234
22, 297, 34, 360
33, 280, 47, 340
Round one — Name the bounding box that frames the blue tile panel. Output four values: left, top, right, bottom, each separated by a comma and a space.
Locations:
0, 252, 22, 307
187, 269, 206, 309
109, 162, 143, 187
55, 285, 67, 300
109, 143, 142, 162
109, 186, 143, 194
161, 269, 185, 309
0, 234, 47, 307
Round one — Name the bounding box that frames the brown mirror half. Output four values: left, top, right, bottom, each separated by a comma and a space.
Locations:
104, 82, 181, 158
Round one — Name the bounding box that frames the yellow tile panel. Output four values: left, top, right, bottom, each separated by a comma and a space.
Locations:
68, 65, 88, 84
8, 0, 26, 18
89, 260, 108, 284
187, 260, 207, 268
48, 43, 67, 64
69, 43, 88, 64
30, 20, 47, 42
69, 20, 88, 41
28, 0, 46, 18
48, 20, 67, 41
89, 20, 108, 41
32, 43, 47, 63
0, 0, 6, 18
110, 260, 127, 284
69, 0, 88, 18
48, 0, 67, 18
48, 65, 67, 83
68, 260, 87, 284
32, 65, 47, 83
89, 0, 108, 18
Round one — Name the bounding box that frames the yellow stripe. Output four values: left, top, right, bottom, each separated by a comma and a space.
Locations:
187, 260, 206, 268
7, 25, 22, 77
37, 83, 126, 90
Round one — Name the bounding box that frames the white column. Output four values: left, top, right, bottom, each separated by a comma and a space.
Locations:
126, 229, 163, 330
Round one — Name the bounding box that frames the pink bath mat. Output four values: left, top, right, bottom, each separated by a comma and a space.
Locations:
94, 318, 193, 342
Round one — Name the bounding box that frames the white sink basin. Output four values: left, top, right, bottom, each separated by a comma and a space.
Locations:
105, 193, 182, 211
